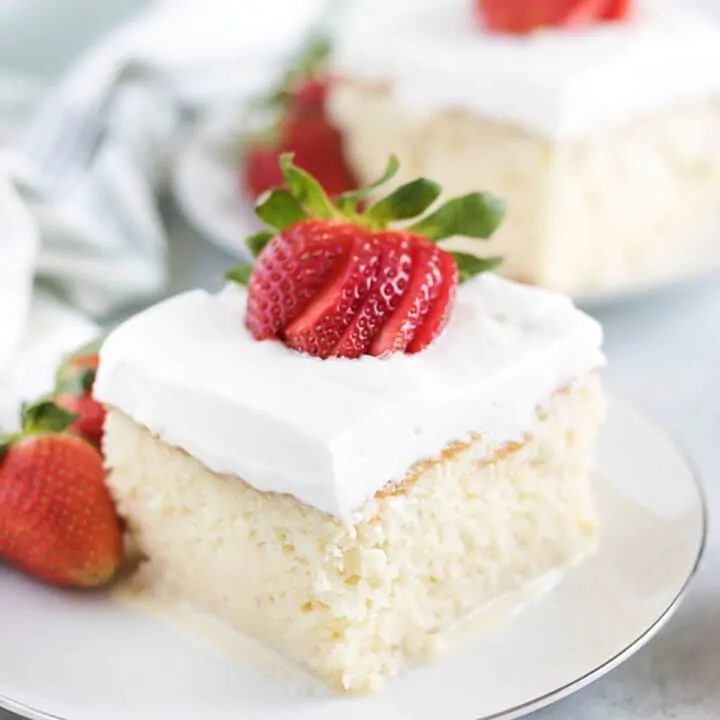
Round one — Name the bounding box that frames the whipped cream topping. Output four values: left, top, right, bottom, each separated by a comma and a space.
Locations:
95, 275, 604, 518
330, 0, 720, 141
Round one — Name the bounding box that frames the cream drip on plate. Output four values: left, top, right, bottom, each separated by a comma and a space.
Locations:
95, 275, 604, 518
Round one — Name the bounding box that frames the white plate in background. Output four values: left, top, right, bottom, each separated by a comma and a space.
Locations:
0, 397, 707, 720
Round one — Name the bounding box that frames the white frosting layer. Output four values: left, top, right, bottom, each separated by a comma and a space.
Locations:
331, 0, 720, 141
95, 275, 604, 518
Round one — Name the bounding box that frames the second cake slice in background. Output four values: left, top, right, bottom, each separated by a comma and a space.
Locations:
329, 0, 720, 295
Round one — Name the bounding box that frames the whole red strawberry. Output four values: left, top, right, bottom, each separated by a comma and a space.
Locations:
227, 154, 505, 359
0, 401, 122, 587
53, 339, 105, 451
241, 34, 357, 201
476, 0, 633, 33
243, 112, 357, 201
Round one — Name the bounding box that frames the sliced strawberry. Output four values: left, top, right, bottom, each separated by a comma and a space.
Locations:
475, 0, 525, 33
407, 249, 459, 354
229, 154, 506, 360
369, 236, 443, 357
601, 0, 633, 21
246, 220, 353, 340
283, 232, 379, 358
477, 0, 612, 33
563, 0, 612, 25
333, 233, 413, 358
292, 77, 329, 114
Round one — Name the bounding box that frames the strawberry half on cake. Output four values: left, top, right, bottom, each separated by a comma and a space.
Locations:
95, 157, 606, 693
328, 0, 720, 295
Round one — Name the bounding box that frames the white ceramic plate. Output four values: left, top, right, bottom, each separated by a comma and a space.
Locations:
173, 111, 720, 306
0, 395, 706, 720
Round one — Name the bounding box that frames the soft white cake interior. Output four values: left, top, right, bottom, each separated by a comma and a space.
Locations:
105, 374, 604, 693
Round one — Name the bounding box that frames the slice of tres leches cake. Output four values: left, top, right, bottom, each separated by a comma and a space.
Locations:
94, 156, 605, 693
328, 0, 720, 295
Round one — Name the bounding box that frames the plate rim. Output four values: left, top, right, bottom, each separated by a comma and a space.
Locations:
0, 397, 709, 720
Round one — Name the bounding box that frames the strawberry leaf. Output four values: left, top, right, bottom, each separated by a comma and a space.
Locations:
246, 231, 274, 258
225, 264, 254, 287
451, 252, 504, 283
365, 178, 441, 225
295, 34, 332, 78
408, 192, 506, 242
56, 368, 95, 396
21, 400, 77, 435
276, 33, 331, 100
280, 153, 338, 219
245, 33, 332, 121
255, 189, 308, 232
336, 155, 400, 209
55, 337, 102, 386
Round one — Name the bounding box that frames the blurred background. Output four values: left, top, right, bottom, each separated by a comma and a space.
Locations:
0, 0, 150, 146
0, 1, 719, 719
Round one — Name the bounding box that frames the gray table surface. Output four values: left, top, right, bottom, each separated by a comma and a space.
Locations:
3, 203, 719, 719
